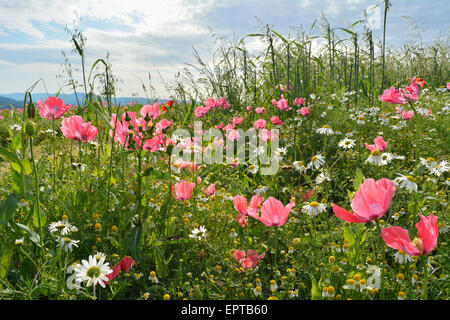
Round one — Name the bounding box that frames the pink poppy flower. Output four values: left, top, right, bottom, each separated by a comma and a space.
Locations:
61, 115, 98, 142
37, 96, 70, 119
381, 214, 438, 256
401, 110, 414, 120
231, 117, 243, 125
215, 122, 225, 129
246, 106, 252, 111
275, 95, 290, 111
105, 264, 121, 283
255, 107, 265, 114
248, 197, 294, 227
378, 87, 407, 105
270, 116, 283, 126
299, 107, 310, 116
253, 119, 267, 129
365, 136, 387, 153
194, 106, 209, 118
401, 77, 419, 101
332, 178, 395, 223
233, 249, 265, 269
140, 102, 160, 120
203, 183, 216, 195
119, 256, 135, 273
233, 194, 264, 217
226, 129, 240, 141
293, 97, 304, 106
447, 82, 450, 90
172, 180, 195, 201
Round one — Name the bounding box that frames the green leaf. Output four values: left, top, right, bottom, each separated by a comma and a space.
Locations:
32, 204, 47, 229
0, 241, 15, 280
0, 193, 18, 225
353, 168, 365, 192
16, 223, 41, 247
310, 275, 322, 300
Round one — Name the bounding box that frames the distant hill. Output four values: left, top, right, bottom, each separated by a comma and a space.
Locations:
0, 96, 21, 109
0, 93, 172, 107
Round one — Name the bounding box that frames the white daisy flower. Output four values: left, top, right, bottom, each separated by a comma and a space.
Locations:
307, 154, 325, 170
48, 220, 75, 236
270, 280, 278, 292
394, 250, 413, 264
394, 174, 418, 193
273, 147, 288, 161
57, 236, 79, 252
366, 150, 382, 165
315, 172, 331, 185
15, 238, 24, 245
149, 271, 159, 283
430, 160, 449, 176
293, 161, 306, 172
189, 226, 207, 240
338, 138, 356, 149
302, 201, 327, 216
74, 255, 112, 288
316, 125, 334, 135
248, 163, 259, 174
254, 185, 267, 194
253, 286, 263, 296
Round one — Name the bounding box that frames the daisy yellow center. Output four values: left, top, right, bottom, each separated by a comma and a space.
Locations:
311, 156, 318, 162
345, 141, 351, 145
63, 237, 72, 244
255, 286, 262, 292
358, 116, 364, 120
406, 176, 416, 182
298, 161, 304, 166
310, 202, 319, 207
249, 165, 255, 170
322, 125, 330, 129
55, 224, 66, 230
86, 266, 101, 279
426, 157, 435, 163
371, 150, 381, 156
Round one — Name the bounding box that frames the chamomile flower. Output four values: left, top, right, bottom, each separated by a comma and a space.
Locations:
430, 160, 449, 176
57, 236, 79, 252
394, 174, 418, 193
189, 226, 207, 240
302, 201, 327, 216
270, 280, 278, 292
366, 149, 382, 165
15, 238, 24, 245
338, 138, 356, 149
254, 185, 267, 194
316, 125, 334, 135
248, 163, 259, 174
293, 161, 306, 172
253, 286, 263, 296
74, 255, 112, 288
48, 220, 76, 236
149, 271, 159, 283
273, 147, 288, 161
315, 172, 331, 185
306, 154, 325, 170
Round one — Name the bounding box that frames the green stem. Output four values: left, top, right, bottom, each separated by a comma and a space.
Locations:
375, 220, 386, 300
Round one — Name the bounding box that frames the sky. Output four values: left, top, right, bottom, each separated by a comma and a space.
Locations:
0, 0, 448, 98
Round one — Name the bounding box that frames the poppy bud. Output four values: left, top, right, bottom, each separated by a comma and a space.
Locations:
144, 113, 151, 122
124, 112, 131, 122
25, 119, 36, 137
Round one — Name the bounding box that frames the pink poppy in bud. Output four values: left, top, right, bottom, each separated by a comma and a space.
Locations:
233, 249, 265, 269
140, 102, 160, 120
203, 183, 216, 195
253, 119, 267, 129
293, 97, 304, 106
172, 180, 195, 201
378, 87, 407, 105
381, 214, 438, 256
332, 178, 395, 223
365, 136, 387, 153
255, 107, 265, 114
61, 115, 98, 142
401, 110, 414, 120
246, 106, 252, 111
119, 256, 135, 273
248, 197, 295, 227
270, 116, 283, 126
299, 107, 310, 116
37, 96, 70, 119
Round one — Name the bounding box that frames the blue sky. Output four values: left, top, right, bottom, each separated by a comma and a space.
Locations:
0, 0, 448, 98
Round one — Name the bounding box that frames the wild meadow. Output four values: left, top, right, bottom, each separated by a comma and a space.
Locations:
0, 4, 449, 301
